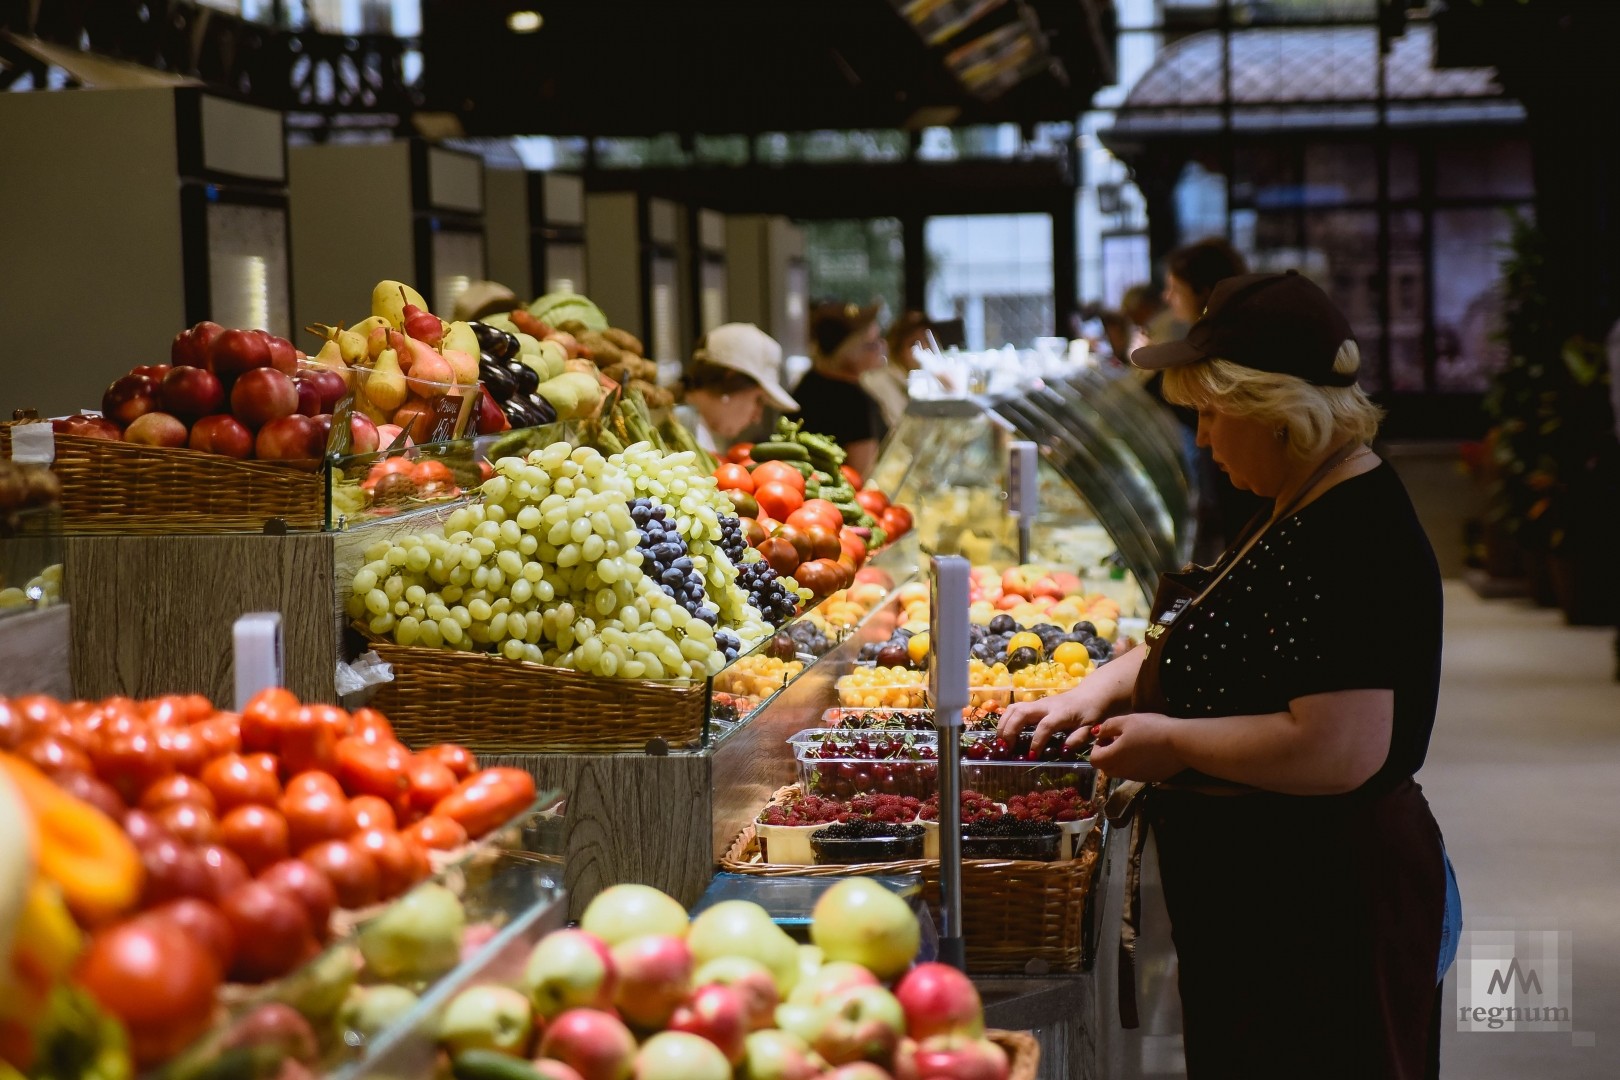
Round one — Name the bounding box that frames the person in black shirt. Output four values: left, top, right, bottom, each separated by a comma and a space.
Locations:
790, 302, 888, 481
1002, 272, 1452, 1079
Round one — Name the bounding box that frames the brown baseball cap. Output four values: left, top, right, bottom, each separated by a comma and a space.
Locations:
1131, 271, 1357, 387
810, 301, 881, 357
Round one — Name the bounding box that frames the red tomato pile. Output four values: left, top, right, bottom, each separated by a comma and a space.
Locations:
0, 690, 535, 1063
711, 449, 913, 600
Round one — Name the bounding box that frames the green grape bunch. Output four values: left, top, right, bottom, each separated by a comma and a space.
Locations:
346, 441, 780, 680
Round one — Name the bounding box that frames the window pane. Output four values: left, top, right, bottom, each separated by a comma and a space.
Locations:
1175, 160, 1228, 244
805, 218, 905, 321
1388, 140, 1420, 201
1432, 208, 1518, 392
1387, 210, 1425, 392
1435, 138, 1533, 199
1304, 210, 1380, 389
1233, 208, 1303, 273
1233, 145, 1299, 208
1303, 141, 1377, 204
925, 214, 1054, 350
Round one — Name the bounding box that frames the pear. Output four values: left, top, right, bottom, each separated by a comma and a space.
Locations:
396, 334, 449, 378
371, 280, 428, 329
441, 348, 480, 386
366, 348, 408, 412
481, 313, 520, 338
514, 332, 542, 358
534, 339, 569, 379
402, 302, 445, 347
334, 327, 368, 365
310, 338, 347, 373
442, 321, 480, 358
405, 349, 454, 396
351, 315, 390, 339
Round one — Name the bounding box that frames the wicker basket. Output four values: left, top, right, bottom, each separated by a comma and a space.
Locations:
366, 640, 709, 753
1, 425, 324, 533
989, 1029, 1040, 1080
720, 823, 1100, 974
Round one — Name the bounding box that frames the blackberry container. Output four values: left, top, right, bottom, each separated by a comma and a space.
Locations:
811, 824, 926, 864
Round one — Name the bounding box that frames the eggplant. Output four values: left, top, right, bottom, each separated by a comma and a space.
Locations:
505, 359, 540, 397
528, 393, 557, 424
502, 331, 522, 359
503, 396, 544, 428
478, 358, 518, 402
472, 322, 512, 359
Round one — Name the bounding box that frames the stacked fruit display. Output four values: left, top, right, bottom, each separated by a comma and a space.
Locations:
894, 569, 1121, 642
429, 881, 1012, 1080
351, 441, 804, 680
485, 291, 673, 412
0, 690, 536, 1072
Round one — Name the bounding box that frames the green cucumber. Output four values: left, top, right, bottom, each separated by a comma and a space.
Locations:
452, 1051, 545, 1080
750, 442, 811, 462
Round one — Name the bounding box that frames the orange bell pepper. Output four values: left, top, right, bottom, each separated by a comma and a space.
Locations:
0, 755, 141, 926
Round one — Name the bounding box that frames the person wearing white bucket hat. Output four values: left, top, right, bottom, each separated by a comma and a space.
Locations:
674, 323, 799, 454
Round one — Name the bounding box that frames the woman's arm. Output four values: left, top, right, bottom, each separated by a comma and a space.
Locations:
997, 645, 1146, 753
1088, 688, 1393, 795
842, 438, 879, 483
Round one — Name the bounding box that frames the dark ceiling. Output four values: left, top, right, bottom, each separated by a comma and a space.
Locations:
421, 0, 1116, 137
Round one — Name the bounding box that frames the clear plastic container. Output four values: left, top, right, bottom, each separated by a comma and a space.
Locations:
834, 672, 929, 708
788, 728, 939, 758
819, 706, 937, 730
958, 759, 1097, 805
796, 754, 940, 801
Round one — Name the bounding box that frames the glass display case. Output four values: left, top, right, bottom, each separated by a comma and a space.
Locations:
869, 365, 1193, 608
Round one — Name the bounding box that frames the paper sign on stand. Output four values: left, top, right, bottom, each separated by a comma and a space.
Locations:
1008, 440, 1038, 564
928, 555, 970, 970
233, 612, 284, 710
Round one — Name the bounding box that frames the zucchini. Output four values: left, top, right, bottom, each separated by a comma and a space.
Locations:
452, 1051, 544, 1080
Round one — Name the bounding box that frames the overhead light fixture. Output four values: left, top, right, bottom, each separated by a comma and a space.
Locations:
507, 10, 542, 33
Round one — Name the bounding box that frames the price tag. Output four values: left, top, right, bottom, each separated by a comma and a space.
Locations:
1008, 441, 1037, 522
234, 612, 284, 710
928, 556, 969, 727
9, 422, 55, 465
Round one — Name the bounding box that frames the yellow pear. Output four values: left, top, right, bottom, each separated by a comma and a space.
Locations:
371, 280, 428, 329
309, 340, 353, 384
442, 321, 480, 358
366, 348, 408, 412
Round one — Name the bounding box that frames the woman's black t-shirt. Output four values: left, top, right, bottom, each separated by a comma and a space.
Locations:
789, 369, 888, 447
1156, 463, 1442, 790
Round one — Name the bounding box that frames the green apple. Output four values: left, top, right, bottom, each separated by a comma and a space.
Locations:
438, 985, 534, 1056
337, 984, 420, 1043
358, 883, 466, 982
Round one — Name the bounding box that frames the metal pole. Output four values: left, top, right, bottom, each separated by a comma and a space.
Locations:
929, 555, 970, 970
1009, 440, 1038, 565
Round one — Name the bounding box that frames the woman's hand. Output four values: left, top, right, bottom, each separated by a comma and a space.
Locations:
1088, 713, 1185, 782
997, 684, 1110, 756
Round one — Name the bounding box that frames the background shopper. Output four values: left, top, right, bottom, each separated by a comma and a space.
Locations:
1001, 272, 1449, 1078
863, 309, 932, 429
674, 323, 798, 454
790, 301, 889, 481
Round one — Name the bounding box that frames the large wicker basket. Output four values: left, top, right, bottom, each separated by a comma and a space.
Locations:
989, 1029, 1041, 1080
366, 640, 709, 753
720, 823, 1100, 974
1, 425, 324, 533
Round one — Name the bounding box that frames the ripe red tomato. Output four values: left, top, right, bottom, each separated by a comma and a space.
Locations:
140, 774, 217, 815
284, 770, 344, 800
840, 464, 863, 488
751, 460, 805, 494
712, 462, 754, 494
196, 843, 250, 902
432, 768, 537, 839
240, 687, 299, 755
800, 499, 846, 527
879, 504, 914, 538
300, 841, 379, 909
53, 770, 126, 820
139, 899, 236, 972
418, 743, 476, 780
334, 736, 409, 800
723, 442, 754, 465
403, 814, 468, 851
121, 809, 173, 851
839, 529, 869, 566
276, 707, 337, 778
347, 794, 396, 833
280, 787, 356, 854
411, 459, 455, 487
220, 881, 318, 983
405, 758, 458, 817
7, 695, 64, 745
92, 729, 172, 803
219, 804, 290, 874
349, 708, 396, 747
352, 828, 422, 900
139, 838, 212, 907
191, 715, 241, 759
76, 919, 221, 1067
855, 488, 889, 516
754, 481, 804, 522
257, 860, 336, 939
156, 802, 219, 846
142, 696, 198, 729
17, 734, 92, 776
201, 754, 281, 813
156, 726, 208, 776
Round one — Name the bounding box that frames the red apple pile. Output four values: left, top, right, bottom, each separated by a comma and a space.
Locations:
423, 881, 1011, 1080
52, 322, 381, 467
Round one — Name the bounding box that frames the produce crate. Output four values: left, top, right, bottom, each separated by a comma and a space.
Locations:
720, 823, 1101, 974
366, 639, 709, 752
1, 424, 324, 533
